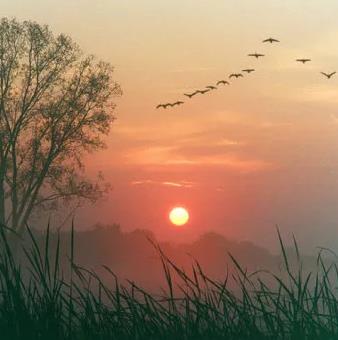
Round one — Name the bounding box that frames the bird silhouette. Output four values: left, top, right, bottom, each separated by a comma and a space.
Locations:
229, 73, 243, 79
248, 53, 265, 58
156, 103, 171, 109
321, 71, 336, 79
262, 37, 280, 43
172, 101, 184, 106
184, 91, 199, 98
296, 58, 311, 64
242, 69, 255, 73
197, 89, 210, 94
216, 80, 230, 85
206, 85, 217, 90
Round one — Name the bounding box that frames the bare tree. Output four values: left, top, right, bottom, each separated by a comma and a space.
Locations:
0, 18, 121, 233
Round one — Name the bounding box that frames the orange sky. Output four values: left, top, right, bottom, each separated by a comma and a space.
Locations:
3, 0, 338, 250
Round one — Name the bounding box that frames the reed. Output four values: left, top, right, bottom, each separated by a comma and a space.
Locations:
0, 224, 337, 339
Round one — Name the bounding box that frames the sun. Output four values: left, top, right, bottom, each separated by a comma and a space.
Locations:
169, 207, 189, 226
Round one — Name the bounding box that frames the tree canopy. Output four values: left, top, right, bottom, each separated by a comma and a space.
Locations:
0, 18, 122, 232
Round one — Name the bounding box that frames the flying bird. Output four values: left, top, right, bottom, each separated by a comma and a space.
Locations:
229, 73, 243, 79
248, 53, 265, 59
184, 91, 199, 98
216, 80, 230, 85
262, 37, 280, 43
321, 71, 336, 79
296, 58, 311, 64
156, 103, 171, 109
206, 85, 217, 90
172, 101, 184, 106
197, 89, 210, 94
242, 69, 255, 73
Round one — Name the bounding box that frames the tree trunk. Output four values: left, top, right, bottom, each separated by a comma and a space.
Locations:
0, 180, 5, 226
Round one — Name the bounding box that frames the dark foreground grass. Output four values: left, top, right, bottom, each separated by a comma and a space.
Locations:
1, 225, 338, 340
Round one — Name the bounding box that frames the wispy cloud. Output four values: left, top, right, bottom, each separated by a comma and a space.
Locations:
121, 126, 275, 173
130, 179, 196, 188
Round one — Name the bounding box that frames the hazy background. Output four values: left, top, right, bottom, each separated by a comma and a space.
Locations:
3, 0, 338, 252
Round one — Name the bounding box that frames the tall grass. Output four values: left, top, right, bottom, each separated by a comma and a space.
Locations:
0, 224, 338, 339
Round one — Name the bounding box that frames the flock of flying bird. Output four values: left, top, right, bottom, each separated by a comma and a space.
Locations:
156, 37, 336, 109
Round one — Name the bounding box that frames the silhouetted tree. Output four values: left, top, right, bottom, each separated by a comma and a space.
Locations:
0, 18, 121, 232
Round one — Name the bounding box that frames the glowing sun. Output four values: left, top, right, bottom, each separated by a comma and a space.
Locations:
169, 207, 189, 226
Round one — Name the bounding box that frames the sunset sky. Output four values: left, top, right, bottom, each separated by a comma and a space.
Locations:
3, 0, 338, 251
